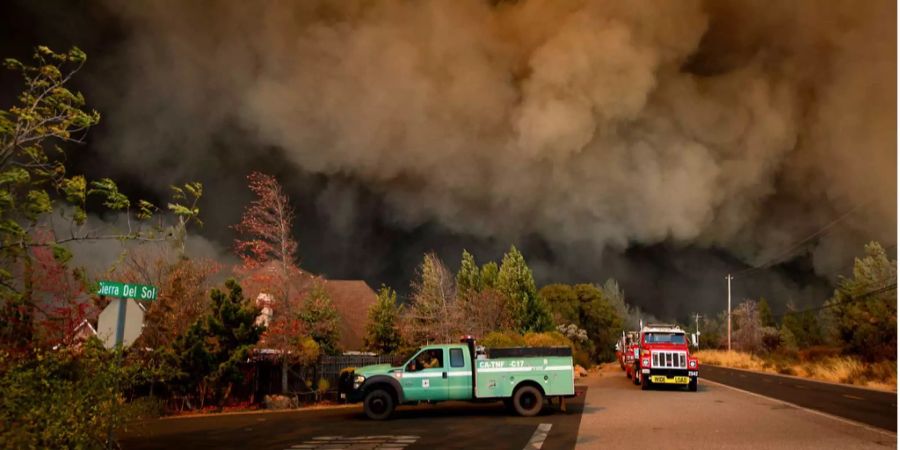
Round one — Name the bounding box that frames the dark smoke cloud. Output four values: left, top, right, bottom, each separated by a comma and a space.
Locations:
1, 0, 894, 320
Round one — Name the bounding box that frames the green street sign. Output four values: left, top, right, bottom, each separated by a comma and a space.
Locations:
97, 281, 158, 301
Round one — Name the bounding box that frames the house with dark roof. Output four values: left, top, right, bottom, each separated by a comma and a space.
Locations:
320, 280, 378, 351
253, 277, 378, 352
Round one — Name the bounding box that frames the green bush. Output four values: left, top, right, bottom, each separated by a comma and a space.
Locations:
523, 331, 573, 349
481, 331, 526, 348
0, 340, 130, 449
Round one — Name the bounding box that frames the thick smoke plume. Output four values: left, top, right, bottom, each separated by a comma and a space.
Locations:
37, 0, 897, 316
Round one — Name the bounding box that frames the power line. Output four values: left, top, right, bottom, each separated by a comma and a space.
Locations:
735, 202, 867, 278
770, 282, 896, 321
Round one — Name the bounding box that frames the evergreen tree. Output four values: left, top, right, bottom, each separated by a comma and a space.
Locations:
170, 279, 263, 407
574, 284, 622, 362
299, 283, 341, 355
497, 246, 552, 332
480, 261, 499, 290
758, 298, 775, 327
364, 285, 403, 354
456, 250, 481, 295
827, 241, 897, 361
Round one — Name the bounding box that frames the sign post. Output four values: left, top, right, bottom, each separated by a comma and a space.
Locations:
96, 281, 154, 350
96, 281, 157, 449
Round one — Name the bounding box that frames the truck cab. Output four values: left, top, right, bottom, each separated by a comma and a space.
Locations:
618, 330, 639, 372
632, 324, 699, 391
340, 337, 575, 419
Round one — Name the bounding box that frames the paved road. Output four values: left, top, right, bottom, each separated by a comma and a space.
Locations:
575, 365, 896, 449
120, 386, 587, 450
702, 365, 898, 431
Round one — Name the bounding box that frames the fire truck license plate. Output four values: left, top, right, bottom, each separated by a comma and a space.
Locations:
651, 376, 690, 384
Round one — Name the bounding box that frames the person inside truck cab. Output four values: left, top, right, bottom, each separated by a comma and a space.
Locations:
422, 349, 442, 368
409, 349, 443, 371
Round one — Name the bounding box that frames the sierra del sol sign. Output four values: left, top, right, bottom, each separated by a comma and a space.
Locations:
97, 281, 158, 301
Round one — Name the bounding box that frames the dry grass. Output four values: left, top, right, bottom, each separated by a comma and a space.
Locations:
694, 350, 897, 392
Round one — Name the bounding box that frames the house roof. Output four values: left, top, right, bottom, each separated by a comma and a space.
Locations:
322, 280, 377, 351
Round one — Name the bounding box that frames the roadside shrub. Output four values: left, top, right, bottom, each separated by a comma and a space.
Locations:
573, 350, 593, 369
0, 340, 128, 449
481, 331, 526, 348
523, 331, 573, 349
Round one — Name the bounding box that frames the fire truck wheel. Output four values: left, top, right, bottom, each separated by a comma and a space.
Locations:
688, 378, 698, 392
632, 367, 640, 385
512, 385, 544, 417
363, 388, 395, 420
641, 373, 651, 391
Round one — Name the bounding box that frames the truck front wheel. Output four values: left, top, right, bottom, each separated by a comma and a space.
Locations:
641, 373, 651, 391
363, 388, 395, 420
512, 385, 544, 417
688, 378, 698, 392
632, 367, 640, 385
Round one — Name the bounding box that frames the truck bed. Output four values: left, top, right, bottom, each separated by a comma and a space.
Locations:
474, 347, 574, 398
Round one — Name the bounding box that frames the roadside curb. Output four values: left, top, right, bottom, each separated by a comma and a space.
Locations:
703, 363, 897, 393
701, 378, 897, 438
159, 403, 359, 420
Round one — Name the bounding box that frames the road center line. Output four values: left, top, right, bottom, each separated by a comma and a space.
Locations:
523, 423, 552, 450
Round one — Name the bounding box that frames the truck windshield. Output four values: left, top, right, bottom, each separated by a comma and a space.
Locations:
644, 333, 685, 344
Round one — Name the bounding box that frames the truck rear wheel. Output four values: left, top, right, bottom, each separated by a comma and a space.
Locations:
363, 388, 395, 420
512, 385, 544, 417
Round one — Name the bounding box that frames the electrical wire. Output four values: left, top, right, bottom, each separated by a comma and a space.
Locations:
734, 202, 868, 278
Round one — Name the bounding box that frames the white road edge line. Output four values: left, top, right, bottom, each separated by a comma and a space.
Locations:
523, 423, 552, 450
702, 378, 897, 438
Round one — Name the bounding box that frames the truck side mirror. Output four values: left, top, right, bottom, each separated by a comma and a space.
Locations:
691, 333, 698, 347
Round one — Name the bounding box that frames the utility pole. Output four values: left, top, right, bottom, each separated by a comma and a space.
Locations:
726, 274, 733, 352
694, 313, 702, 349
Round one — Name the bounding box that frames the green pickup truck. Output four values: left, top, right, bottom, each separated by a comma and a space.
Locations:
339, 337, 575, 419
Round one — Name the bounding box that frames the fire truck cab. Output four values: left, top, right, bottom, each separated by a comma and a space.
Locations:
632, 324, 699, 391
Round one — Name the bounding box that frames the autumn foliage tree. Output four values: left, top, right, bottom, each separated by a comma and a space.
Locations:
233, 171, 309, 393
403, 253, 459, 345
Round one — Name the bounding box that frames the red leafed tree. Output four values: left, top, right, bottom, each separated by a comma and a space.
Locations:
234, 171, 312, 394
26, 229, 95, 349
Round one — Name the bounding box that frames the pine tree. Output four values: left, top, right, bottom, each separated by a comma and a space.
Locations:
170, 279, 262, 408
299, 282, 341, 355
826, 241, 896, 361
497, 246, 552, 332
364, 285, 403, 354
480, 262, 499, 289
456, 250, 481, 295
758, 298, 775, 327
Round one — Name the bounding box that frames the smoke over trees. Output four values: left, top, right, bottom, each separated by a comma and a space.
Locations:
0, 0, 894, 319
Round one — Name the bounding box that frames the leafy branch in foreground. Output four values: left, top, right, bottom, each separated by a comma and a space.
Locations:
0, 45, 202, 352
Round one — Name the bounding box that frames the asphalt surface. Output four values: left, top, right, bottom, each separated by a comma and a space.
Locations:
576, 366, 896, 449
702, 365, 898, 431
120, 385, 587, 450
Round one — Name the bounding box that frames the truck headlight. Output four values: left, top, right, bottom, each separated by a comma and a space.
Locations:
689, 360, 697, 368
642, 358, 650, 367
353, 374, 366, 389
